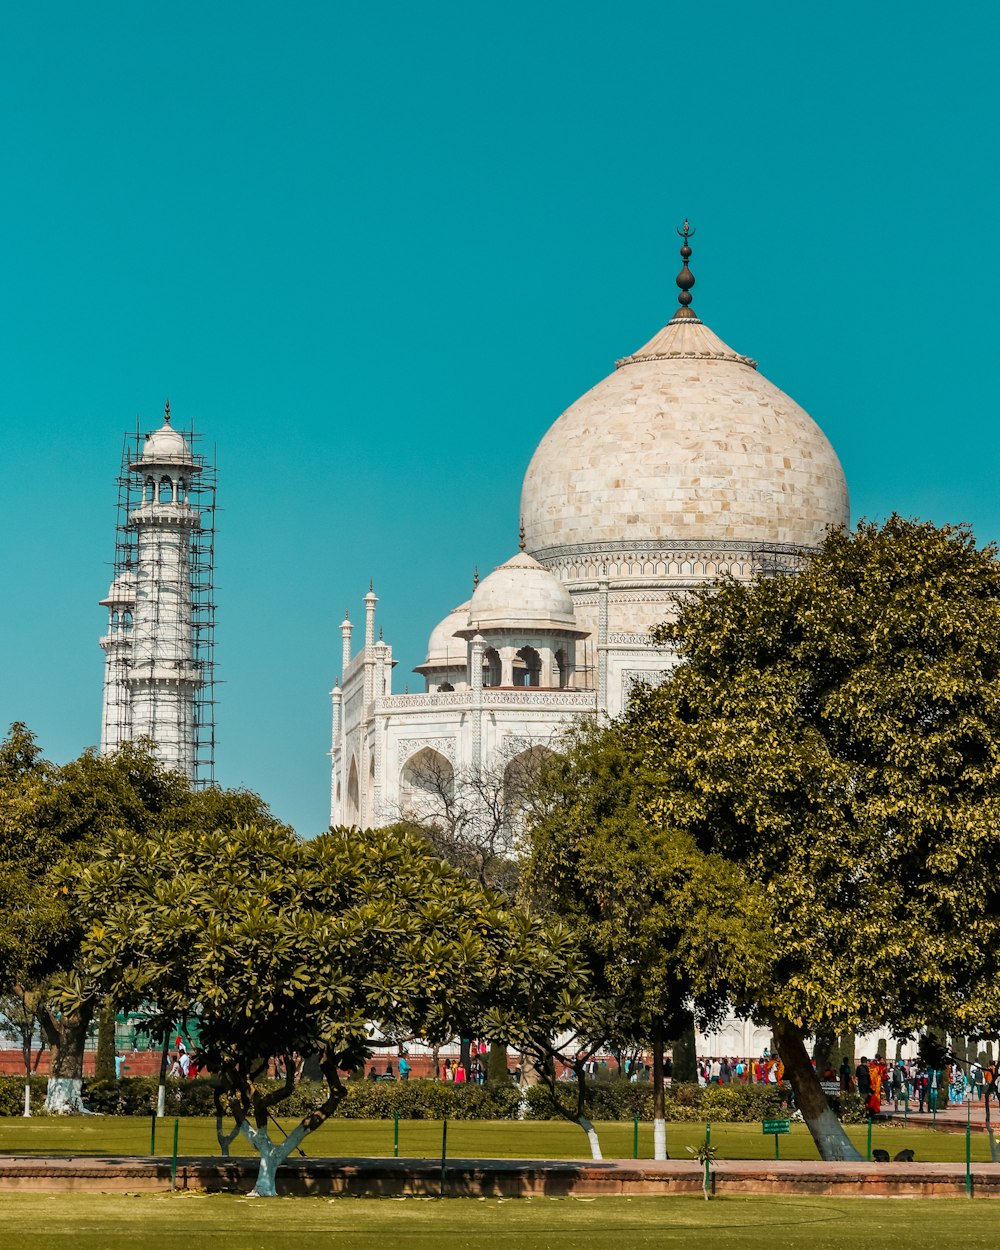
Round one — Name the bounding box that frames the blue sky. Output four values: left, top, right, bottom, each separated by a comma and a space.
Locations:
2, 2, 996, 834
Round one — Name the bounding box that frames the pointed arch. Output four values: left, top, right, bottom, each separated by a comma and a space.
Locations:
482, 647, 501, 688
513, 646, 541, 687
347, 756, 360, 825
502, 744, 554, 839
399, 747, 455, 819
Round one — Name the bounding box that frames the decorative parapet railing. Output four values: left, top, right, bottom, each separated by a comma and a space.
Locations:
482, 690, 596, 709
381, 689, 597, 713
381, 691, 472, 710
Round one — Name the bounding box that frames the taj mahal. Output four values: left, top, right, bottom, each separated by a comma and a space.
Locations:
329, 225, 850, 866
95, 226, 885, 1058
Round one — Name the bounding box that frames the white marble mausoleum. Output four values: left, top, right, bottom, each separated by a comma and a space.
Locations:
329, 228, 850, 831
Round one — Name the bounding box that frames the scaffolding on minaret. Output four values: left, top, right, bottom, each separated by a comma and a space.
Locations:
102, 416, 217, 787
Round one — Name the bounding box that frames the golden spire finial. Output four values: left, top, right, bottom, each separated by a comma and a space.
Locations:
164, 398, 171, 424
675, 220, 696, 310
519, 518, 526, 552
473, 565, 479, 588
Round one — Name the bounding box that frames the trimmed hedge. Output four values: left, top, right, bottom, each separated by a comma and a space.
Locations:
0, 1075, 524, 1119
0, 1073, 863, 1122
523, 1081, 793, 1122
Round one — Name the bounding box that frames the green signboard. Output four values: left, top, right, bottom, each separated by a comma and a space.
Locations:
762, 1119, 791, 1135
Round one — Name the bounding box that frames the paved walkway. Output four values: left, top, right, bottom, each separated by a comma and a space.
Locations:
882, 1100, 998, 1137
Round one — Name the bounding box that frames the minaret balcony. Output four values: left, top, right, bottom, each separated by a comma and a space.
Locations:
127, 661, 203, 687
128, 502, 201, 527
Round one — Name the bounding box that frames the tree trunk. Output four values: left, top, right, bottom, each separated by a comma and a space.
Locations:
239, 1122, 310, 1197
487, 1042, 509, 1084
652, 1016, 668, 1160
19, 993, 44, 1118
95, 1002, 117, 1082
771, 1016, 861, 1161
216, 1114, 240, 1157
669, 1011, 698, 1084
834, 1029, 856, 1072
234, 1056, 346, 1195
812, 1027, 834, 1072
577, 1115, 603, 1160
39, 1004, 93, 1114
157, 1031, 170, 1117
986, 1085, 1000, 1163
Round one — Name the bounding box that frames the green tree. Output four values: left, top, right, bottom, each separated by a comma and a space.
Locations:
0, 987, 45, 1115
527, 723, 769, 1159
613, 518, 1000, 1159
77, 821, 579, 1196
0, 724, 284, 1112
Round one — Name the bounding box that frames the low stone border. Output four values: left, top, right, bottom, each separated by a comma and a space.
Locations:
0, 1156, 998, 1198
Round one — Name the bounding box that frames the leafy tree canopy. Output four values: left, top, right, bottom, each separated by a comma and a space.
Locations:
527, 518, 1000, 1160
0, 725, 287, 1107
76, 820, 584, 1193
629, 517, 1000, 1039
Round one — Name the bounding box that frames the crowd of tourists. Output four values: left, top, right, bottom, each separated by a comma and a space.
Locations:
560, 1051, 997, 1117
833, 1054, 993, 1114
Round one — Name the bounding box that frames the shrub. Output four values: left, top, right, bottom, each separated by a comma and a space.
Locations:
524, 1079, 813, 1123
699, 1083, 787, 1122
335, 1079, 522, 1121
0, 1075, 48, 1116
0, 1071, 858, 1123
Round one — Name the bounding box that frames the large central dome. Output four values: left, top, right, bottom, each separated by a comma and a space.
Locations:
520, 240, 848, 559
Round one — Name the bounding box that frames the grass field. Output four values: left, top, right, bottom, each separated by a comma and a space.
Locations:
0, 1116, 990, 1163
0, 1192, 997, 1250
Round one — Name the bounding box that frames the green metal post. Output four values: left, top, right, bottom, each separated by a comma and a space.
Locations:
774, 1131, 780, 1161
932, 1087, 938, 1128
705, 1121, 711, 1149
967, 1102, 972, 1198
394, 1111, 399, 1158
440, 1120, 448, 1197
633, 1114, 639, 1159
150, 1113, 156, 1156
170, 1118, 179, 1191
866, 1118, 872, 1161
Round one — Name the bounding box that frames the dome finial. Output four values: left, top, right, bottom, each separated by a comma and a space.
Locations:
473, 564, 479, 588
519, 518, 526, 552
671, 220, 697, 321
163, 398, 171, 424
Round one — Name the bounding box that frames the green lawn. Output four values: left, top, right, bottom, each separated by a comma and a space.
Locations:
0, 1193, 997, 1250
0, 1116, 989, 1163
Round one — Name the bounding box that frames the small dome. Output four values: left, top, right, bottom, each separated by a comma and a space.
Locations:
464, 552, 581, 633
418, 601, 471, 670
100, 570, 136, 607
139, 419, 193, 465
